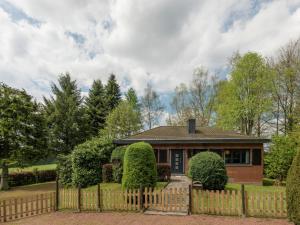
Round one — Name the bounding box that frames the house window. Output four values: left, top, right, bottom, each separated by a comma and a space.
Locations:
188, 149, 207, 158
154, 149, 168, 163
210, 149, 223, 157
225, 149, 250, 164
252, 149, 262, 165
154, 149, 159, 162
159, 149, 168, 163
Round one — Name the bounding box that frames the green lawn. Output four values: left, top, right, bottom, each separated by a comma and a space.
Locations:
0, 164, 57, 174
226, 183, 286, 193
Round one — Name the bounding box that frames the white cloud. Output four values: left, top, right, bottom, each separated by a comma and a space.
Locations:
0, 0, 300, 102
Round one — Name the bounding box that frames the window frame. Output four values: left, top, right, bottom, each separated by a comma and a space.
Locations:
224, 149, 251, 165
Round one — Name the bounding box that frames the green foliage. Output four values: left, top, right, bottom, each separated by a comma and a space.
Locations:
111, 146, 127, 183
102, 164, 113, 183
122, 142, 157, 189
125, 88, 140, 111
216, 52, 273, 135
157, 164, 171, 182
105, 74, 121, 112
265, 135, 298, 181
104, 101, 142, 138
43, 73, 89, 155
71, 137, 114, 188
85, 79, 107, 137
57, 154, 73, 186
286, 147, 300, 225
189, 152, 228, 190
0, 83, 48, 190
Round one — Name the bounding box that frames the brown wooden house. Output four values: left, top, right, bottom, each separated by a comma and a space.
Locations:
114, 119, 270, 184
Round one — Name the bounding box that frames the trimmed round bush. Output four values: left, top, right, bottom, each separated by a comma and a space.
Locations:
122, 142, 157, 189
71, 137, 114, 188
188, 151, 228, 190
111, 146, 127, 183
57, 154, 73, 186
286, 149, 300, 225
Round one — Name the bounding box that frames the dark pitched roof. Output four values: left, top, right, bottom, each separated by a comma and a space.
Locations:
114, 126, 270, 144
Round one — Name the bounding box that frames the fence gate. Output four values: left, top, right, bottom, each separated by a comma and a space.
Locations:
143, 187, 189, 213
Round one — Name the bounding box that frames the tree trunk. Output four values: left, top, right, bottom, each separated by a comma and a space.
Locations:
0, 161, 9, 190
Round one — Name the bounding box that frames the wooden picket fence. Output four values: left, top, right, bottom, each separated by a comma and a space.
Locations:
59, 186, 142, 211
0, 192, 56, 223
144, 187, 188, 212
192, 189, 287, 218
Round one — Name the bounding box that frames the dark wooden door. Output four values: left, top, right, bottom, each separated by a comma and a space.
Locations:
171, 150, 184, 174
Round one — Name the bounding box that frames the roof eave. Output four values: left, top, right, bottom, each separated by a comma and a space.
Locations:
114, 138, 271, 145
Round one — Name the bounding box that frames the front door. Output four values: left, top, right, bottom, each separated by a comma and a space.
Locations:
171, 149, 184, 174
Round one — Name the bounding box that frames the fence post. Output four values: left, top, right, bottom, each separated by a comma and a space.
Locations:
3, 200, 7, 222
188, 184, 192, 215
97, 183, 101, 212
77, 185, 81, 212
139, 185, 144, 212
55, 175, 59, 211
241, 184, 246, 217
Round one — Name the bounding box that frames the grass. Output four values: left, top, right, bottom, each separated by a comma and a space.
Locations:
0, 163, 57, 174
84, 182, 167, 191
226, 183, 286, 193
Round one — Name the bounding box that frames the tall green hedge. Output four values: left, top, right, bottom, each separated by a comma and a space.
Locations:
287, 148, 300, 225
111, 146, 127, 183
71, 137, 114, 188
122, 142, 157, 189
57, 154, 72, 186
189, 151, 228, 190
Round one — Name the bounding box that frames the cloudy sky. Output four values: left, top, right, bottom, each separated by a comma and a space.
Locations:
1, 0, 300, 105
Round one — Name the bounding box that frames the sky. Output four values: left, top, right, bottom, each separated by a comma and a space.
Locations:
1, 0, 300, 110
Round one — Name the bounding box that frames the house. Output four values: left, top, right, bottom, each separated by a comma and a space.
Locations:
114, 119, 270, 184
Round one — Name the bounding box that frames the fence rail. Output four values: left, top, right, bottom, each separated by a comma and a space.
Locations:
0, 192, 56, 223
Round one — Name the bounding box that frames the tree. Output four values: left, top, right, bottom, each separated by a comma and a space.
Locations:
85, 80, 106, 137
105, 74, 121, 112
286, 145, 300, 225
103, 100, 142, 138
141, 83, 164, 129
125, 87, 140, 111
216, 52, 273, 136
270, 39, 300, 135
0, 83, 48, 190
169, 67, 218, 126
43, 73, 88, 155
265, 135, 298, 182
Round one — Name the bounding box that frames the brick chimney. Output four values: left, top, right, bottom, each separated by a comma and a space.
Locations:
187, 119, 196, 134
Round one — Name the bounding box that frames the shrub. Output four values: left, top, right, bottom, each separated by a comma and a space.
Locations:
111, 146, 127, 183
286, 148, 300, 225
57, 154, 73, 186
188, 151, 228, 190
102, 164, 113, 183
122, 142, 157, 189
71, 137, 114, 188
8, 170, 56, 187
157, 164, 171, 182
265, 135, 298, 181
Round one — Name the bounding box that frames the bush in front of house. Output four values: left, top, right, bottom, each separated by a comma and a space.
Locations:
157, 164, 171, 182
122, 142, 157, 189
8, 169, 56, 187
57, 154, 73, 186
111, 146, 127, 183
188, 151, 228, 190
71, 137, 114, 188
286, 148, 300, 225
102, 164, 113, 183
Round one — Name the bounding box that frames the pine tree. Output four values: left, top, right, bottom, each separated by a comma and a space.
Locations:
125, 87, 139, 110
105, 74, 121, 112
85, 80, 107, 137
44, 73, 88, 155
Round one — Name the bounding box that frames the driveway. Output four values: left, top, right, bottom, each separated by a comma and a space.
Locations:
6, 212, 292, 225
